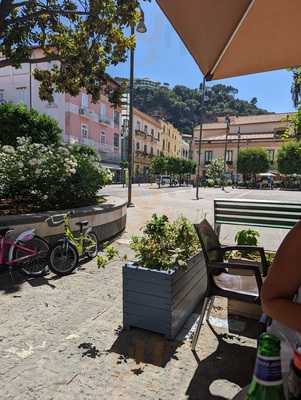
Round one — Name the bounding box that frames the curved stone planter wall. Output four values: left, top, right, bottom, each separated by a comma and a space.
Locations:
0, 196, 127, 244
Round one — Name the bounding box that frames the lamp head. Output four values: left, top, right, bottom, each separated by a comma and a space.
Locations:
136, 20, 147, 33
136, 8, 147, 33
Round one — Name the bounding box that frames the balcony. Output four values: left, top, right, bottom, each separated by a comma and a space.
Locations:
99, 115, 112, 125
79, 107, 89, 116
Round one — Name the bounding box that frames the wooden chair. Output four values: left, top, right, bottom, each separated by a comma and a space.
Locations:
191, 219, 266, 350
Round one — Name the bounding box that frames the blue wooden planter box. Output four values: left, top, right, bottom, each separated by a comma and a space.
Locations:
123, 252, 207, 339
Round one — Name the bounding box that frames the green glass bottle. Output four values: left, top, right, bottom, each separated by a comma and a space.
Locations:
288, 347, 301, 399
246, 333, 286, 400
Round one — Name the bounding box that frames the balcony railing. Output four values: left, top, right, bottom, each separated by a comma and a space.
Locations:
99, 115, 112, 125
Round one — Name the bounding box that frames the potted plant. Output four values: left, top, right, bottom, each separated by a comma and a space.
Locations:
123, 214, 207, 339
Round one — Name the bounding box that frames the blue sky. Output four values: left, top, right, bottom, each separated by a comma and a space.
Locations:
108, 1, 294, 113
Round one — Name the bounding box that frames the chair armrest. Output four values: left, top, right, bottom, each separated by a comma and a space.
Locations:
221, 245, 269, 276
210, 261, 260, 273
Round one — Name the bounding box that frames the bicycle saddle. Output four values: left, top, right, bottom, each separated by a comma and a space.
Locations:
0, 227, 13, 235
75, 221, 89, 228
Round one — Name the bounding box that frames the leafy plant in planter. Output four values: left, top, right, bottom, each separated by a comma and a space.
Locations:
130, 214, 200, 270
235, 229, 260, 246
124, 214, 206, 339
234, 229, 260, 259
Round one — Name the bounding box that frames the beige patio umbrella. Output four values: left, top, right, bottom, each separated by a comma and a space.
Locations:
156, 0, 301, 81
157, 0, 301, 199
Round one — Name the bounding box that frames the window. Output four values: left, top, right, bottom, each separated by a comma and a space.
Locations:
204, 151, 213, 163
226, 150, 233, 162
267, 149, 275, 162
0, 89, 4, 103
167, 142, 170, 152
100, 103, 108, 121
114, 133, 119, 148
81, 124, 88, 138
136, 121, 141, 131
100, 132, 106, 145
136, 142, 140, 151
151, 129, 154, 137
157, 149, 160, 156
144, 125, 148, 134
16, 87, 26, 104
163, 139, 165, 150
150, 147, 154, 155
144, 144, 147, 154
114, 110, 120, 127
81, 94, 89, 109
158, 132, 160, 142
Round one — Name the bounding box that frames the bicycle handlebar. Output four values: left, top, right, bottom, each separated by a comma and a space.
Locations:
45, 211, 74, 227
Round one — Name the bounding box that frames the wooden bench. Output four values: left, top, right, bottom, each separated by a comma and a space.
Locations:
214, 198, 301, 233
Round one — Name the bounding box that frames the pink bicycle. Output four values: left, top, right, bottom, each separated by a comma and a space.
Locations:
0, 226, 49, 277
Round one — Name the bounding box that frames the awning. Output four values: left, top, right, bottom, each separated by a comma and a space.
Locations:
157, 0, 301, 80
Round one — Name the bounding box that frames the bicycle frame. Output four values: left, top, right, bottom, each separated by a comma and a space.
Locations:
0, 229, 37, 266
64, 216, 93, 256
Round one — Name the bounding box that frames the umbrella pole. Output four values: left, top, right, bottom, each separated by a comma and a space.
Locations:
196, 76, 206, 200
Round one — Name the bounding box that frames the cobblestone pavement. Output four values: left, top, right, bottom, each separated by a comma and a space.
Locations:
1, 185, 284, 400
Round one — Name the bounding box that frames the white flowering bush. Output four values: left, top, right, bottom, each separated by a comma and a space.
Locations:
0, 138, 111, 212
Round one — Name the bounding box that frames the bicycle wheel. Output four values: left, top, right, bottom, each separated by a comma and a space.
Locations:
13, 235, 49, 277
83, 231, 99, 259
49, 240, 79, 276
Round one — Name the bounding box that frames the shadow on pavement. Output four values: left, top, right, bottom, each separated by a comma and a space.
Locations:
109, 326, 184, 368
186, 332, 256, 400
0, 269, 58, 293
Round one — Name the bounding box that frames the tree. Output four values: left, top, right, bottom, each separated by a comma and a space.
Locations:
285, 106, 301, 141
207, 158, 224, 185
291, 68, 301, 108
237, 148, 269, 182
0, 1, 144, 104
0, 102, 61, 146
150, 156, 166, 187
278, 142, 301, 175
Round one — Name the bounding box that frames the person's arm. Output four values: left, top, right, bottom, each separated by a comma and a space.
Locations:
261, 221, 301, 333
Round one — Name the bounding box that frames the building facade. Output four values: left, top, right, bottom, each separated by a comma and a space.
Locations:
192, 114, 291, 177
159, 120, 183, 158
133, 108, 161, 178
0, 51, 122, 173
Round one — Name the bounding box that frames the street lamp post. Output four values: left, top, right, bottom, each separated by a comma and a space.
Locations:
236, 126, 241, 187
195, 76, 206, 200
222, 115, 231, 190
127, 9, 147, 207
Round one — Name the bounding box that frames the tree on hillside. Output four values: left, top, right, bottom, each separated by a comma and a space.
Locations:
0, 1, 145, 104
0, 102, 61, 146
237, 148, 269, 182
117, 79, 269, 134
278, 142, 301, 175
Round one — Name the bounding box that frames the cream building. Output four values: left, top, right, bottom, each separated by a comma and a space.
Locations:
133, 108, 161, 178
192, 113, 292, 177
159, 120, 183, 158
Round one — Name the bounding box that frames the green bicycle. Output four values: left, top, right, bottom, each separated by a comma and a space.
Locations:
48, 213, 99, 276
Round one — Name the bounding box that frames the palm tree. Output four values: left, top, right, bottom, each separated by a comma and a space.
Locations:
291, 68, 301, 108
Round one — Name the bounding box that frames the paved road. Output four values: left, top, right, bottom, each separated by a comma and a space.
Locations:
1, 185, 300, 400
103, 184, 301, 250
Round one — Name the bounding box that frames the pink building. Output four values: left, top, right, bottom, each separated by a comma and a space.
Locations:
64, 91, 121, 167
0, 53, 122, 172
